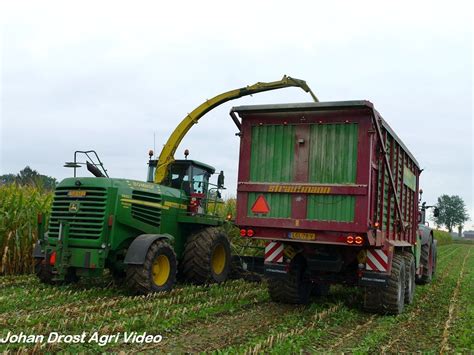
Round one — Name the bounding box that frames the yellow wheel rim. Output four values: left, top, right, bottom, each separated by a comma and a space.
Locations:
211, 244, 226, 275
152, 255, 170, 286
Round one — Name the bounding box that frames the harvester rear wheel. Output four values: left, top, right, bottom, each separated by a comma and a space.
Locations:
268, 255, 311, 304
34, 258, 55, 284
34, 259, 79, 284
125, 240, 177, 294
182, 227, 231, 284
382, 253, 406, 315
403, 251, 416, 304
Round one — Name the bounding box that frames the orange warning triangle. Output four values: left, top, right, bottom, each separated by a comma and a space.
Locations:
251, 195, 270, 214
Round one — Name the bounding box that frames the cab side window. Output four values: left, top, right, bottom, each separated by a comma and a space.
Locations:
191, 167, 210, 194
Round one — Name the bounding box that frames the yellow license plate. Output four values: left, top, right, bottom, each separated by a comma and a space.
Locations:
68, 190, 86, 197
289, 232, 316, 241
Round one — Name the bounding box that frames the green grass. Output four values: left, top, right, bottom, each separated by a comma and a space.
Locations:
1, 245, 472, 353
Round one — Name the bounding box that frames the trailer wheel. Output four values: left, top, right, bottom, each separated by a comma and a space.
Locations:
382, 253, 406, 315
311, 283, 330, 297
125, 240, 177, 294
268, 256, 311, 304
363, 287, 381, 313
417, 239, 433, 285
403, 252, 416, 304
182, 227, 231, 284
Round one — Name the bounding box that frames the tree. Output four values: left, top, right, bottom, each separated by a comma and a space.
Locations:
433, 195, 469, 233
0, 174, 16, 185
0, 166, 57, 190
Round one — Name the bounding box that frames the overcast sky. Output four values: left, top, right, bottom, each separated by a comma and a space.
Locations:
1, 1, 472, 228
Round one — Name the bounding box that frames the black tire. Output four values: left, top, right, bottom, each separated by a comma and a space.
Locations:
267, 256, 311, 304
403, 252, 416, 304
311, 283, 330, 297
417, 239, 433, 285
182, 227, 231, 284
34, 259, 78, 284
125, 240, 177, 295
363, 286, 382, 313
110, 268, 126, 285
382, 253, 406, 315
64, 269, 80, 284
35, 258, 55, 284
432, 240, 438, 278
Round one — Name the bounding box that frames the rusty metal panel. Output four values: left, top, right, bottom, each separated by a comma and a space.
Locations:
306, 123, 358, 222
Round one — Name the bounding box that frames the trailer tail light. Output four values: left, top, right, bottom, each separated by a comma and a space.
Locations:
355, 236, 364, 245
346, 235, 354, 244
49, 251, 57, 266
240, 228, 255, 237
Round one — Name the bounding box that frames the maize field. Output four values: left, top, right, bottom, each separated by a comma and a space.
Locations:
0, 185, 52, 275
0, 186, 473, 352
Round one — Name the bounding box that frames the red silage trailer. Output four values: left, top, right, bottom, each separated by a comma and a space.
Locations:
232, 101, 437, 314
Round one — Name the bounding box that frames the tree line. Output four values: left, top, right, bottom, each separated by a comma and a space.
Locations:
0, 166, 57, 191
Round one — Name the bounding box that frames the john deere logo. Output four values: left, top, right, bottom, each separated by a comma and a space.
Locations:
69, 202, 79, 213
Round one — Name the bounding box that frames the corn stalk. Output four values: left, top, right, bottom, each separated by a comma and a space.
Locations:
0, 184, 53, 275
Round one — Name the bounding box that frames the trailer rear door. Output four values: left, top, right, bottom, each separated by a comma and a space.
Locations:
234, 102, 374, 235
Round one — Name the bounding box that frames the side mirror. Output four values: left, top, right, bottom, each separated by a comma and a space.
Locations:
217, 171, 225, 189
433, 207, 440, 218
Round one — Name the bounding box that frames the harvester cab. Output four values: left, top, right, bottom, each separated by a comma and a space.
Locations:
147, 151, 223, 216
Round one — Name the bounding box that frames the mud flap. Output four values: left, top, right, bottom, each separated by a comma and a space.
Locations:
359, 271, 389, 287
264, 262, 288, 278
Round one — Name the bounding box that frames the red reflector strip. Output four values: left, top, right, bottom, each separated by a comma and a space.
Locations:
265, 241, 283, 263
366, 249, 388, 271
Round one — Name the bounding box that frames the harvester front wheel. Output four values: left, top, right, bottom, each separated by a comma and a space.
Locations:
125, 240, 177, 294
268, 255, 311, 304
182, 227, 231, 284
